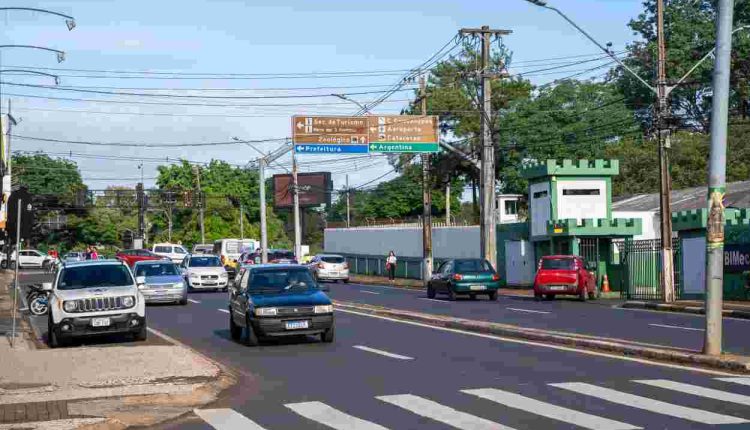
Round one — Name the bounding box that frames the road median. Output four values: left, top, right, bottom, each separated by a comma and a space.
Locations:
334, 299, 750, 374
623, 300, 750, 320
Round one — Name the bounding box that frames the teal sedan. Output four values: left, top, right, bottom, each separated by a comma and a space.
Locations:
427, 258, 501, 301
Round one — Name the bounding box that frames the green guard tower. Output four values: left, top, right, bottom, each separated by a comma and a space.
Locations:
521, 159, 642, 289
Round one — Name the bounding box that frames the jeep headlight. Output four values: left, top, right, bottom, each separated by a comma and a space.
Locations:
254, 307, 277, 317
314, 304, 333, 314
63, 301, 77, 312
122, 296, 135, 308
190, 272, 199, 278
219, 272, 228, 278
173, 282, 185, 289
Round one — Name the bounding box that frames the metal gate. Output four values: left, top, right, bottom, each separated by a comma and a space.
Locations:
579, 238, 601, 267
621, 238, 681, 300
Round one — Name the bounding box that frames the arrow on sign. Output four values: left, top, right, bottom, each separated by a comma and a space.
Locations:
296, 121, 304, 130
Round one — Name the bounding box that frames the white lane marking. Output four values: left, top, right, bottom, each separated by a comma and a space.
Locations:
360, 291, 381, 295
463, 388, 639, 430
717, 377, 750, 387
648, 323, 704, 332
419, 298, 447, 303
334, 309, 737, 376
217, 309, 230, 314
551, 382, 747, 425
194, 408, 267, 430
188, 299, 201, 304
286, 401, 389, 430
506, 307, 551, 315
378, 394, 513, 430
635, 379, 750, 406
353, 345, 414, 360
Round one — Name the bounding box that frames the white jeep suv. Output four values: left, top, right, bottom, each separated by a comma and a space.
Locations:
45, 259, 147, 348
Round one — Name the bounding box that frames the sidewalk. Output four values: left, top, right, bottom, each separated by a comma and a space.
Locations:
0, 272, 234, 429
623, 299, 750, 319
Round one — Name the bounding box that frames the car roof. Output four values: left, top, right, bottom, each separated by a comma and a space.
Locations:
542, 255, 578, 259
317, 254, 343, 257
133, 259, 175, 266
63, 259, 125, 267
248, 263, 305, 271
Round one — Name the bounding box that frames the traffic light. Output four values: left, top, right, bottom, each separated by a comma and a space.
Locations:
183, 190, 193, 208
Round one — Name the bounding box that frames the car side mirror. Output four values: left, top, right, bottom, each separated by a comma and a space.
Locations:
41, 282, 53, 291
136, 276, 146, 286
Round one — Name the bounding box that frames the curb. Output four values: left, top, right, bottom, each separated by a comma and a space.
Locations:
622, 301, 750, 320
348, 276, 425, 290
333, 299, 750, 374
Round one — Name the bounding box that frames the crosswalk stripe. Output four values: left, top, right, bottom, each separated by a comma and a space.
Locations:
635, 379, 750, 406
378, 394, 513, 430
463, 388, 639, 430
716, 377, 750, 387
551, 382, 747, 425
194, 408, 267, 430
286, 401, 389, 430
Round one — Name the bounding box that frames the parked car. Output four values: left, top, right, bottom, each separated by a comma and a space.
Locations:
63, 252, 85, 263
308, 254, 349, 283
116, 249, 168, 267
533, 255, 598, 301
192, 244, 213, 255
44, 259, 147, 348
152, 243, 189, 264
268, 249, 297, 264
134, 260, 188, 305
427, 258, 501, 301
228, 264, 334, 346
181, 254, 229, 291
0, 249, 56, 269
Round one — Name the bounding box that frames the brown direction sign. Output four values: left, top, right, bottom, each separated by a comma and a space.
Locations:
292, 116, 368, 144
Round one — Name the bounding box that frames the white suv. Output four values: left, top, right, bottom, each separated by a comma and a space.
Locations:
152, 243, 188, 264
44, 260, 147, 348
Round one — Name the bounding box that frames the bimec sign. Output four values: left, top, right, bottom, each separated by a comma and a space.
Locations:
724, 244, 750, 273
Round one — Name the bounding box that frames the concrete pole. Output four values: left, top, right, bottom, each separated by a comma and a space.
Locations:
346, 174, 350, 228
656, 0, 675, 303
481, 26, 497, 270
292, 153, 302, 262
259, 158, 268, 264
194, 166, 205, 245
10, 200, 20, 347
446, 182, 451, 225
240, 205, 244, 240
420, 75, 433, 284
703, 0, 734, 356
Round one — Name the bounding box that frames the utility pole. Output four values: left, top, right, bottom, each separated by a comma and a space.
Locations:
258, 158, 268, 264
194, 165, 205, 245
704, 0, 735, 356
292, 152, 302, 262
446, 182, 451, 225
656, 0, 675, 303
345, 174, 351, 228
136, 183, 145, 247
420, 75, 433, 284
459, 26, 511, 271
240, 205, 244, 240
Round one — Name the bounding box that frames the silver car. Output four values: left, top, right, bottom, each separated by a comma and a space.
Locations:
309, 254, 350, 283
133, 260, 188, 305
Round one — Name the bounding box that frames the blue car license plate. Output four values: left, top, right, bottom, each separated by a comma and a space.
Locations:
285, 320, 309, 330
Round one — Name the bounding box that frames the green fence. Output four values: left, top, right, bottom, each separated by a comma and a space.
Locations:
621, 238, 681, 300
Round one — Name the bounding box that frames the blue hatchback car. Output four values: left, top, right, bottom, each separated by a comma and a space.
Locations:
133, 260, 188, 305
228, 264, 333, 346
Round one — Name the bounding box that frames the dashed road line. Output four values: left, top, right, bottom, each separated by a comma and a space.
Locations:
217, 309, 230, 314
353, 345, 414, 360
188, 299, 201, 304
506, 307, 551, 315
648, 323, 704, 332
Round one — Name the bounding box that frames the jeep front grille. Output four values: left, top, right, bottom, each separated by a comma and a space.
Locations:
73, 296, 131, 313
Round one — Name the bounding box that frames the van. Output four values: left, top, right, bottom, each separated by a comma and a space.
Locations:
152, 243, 189, 264
213, 239, 257, 267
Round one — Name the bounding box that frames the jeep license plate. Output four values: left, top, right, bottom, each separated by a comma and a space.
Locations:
91, 317, 110, 327
469, 285, 486, 291
285, 320, 309, 330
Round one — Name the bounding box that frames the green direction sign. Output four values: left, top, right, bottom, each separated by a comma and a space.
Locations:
368, 142, 439, 153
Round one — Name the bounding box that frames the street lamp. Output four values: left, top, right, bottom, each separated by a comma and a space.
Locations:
1, 69, 60, 85
0, 7, 76, 31
331, 93, 370, 114
0, 45, 66, 63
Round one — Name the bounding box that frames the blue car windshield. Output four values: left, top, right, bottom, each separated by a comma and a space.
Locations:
135, 263, 179, 277
190, 256, 221, 267
248, 268, 317, 294
58, 265, 134, 290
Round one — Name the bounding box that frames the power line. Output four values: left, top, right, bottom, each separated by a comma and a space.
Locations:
10, 134, 288, 148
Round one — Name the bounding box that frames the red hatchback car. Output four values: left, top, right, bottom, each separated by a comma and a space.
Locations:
533, 255, 598, 301
116, 249, 168, 267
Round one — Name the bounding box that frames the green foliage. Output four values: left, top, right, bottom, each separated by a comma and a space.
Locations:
13, 153, 85, 199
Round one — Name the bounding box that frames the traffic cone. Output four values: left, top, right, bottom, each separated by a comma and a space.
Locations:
601, 274, 611, 293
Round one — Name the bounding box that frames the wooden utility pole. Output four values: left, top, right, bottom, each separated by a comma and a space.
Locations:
459, 26, 511, 271
345, 174, 350, 228
420, 76, 433, 284
656, 0, 675, 302
292, 153, 301, 261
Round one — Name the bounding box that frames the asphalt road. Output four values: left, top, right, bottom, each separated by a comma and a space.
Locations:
326, 282, 750, 356
145, 289, 750, 430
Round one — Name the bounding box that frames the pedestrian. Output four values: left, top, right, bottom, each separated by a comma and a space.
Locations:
254, 248, 262, 265
386, 251, 397, 284
90, 246, 99, 260
84, 245, 92, 260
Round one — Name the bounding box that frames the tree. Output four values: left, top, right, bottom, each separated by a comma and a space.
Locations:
12, 153, 86, 200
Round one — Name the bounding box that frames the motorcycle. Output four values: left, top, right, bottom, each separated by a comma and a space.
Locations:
26, 284, 50, 316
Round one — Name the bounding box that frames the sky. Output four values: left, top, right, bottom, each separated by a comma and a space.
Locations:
1, 0, 645, 200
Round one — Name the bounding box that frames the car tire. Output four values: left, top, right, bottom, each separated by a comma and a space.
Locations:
229, 312, 242, 341
534, 292, 543, 301
427, 283, 436, 299
488, 291, 498, 301
447, 286, 456, 301
343, 279, 349, 284
588, 287, 598, 300
545, 294, 555, 301
0, 260, 6, 269
9, 261, 16, 270
134, 324, 147, 341
321, 326, 334, 343
469, 293, 477, 300
579, 287, 588, 302
179, 296, 188, 306
243, 315, 259, 346
47, 318, 64, 348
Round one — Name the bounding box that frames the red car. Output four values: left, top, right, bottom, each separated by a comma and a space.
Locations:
533, 255, 598, 301
116, 249, 168, 267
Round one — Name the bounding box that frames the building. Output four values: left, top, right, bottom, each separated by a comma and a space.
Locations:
496, 194, 523, 224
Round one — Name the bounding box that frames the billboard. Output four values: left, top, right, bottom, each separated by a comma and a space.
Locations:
273, 172, 332, 209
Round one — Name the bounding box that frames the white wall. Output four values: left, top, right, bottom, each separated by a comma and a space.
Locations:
556, 179, 606, 221
530, 182, 550, 237
612, 210, 659, 240
324, 226, 480, 258
682, 236, 706, 294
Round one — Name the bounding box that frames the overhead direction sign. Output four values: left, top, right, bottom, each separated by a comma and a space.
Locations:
292, 115, 439, 154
